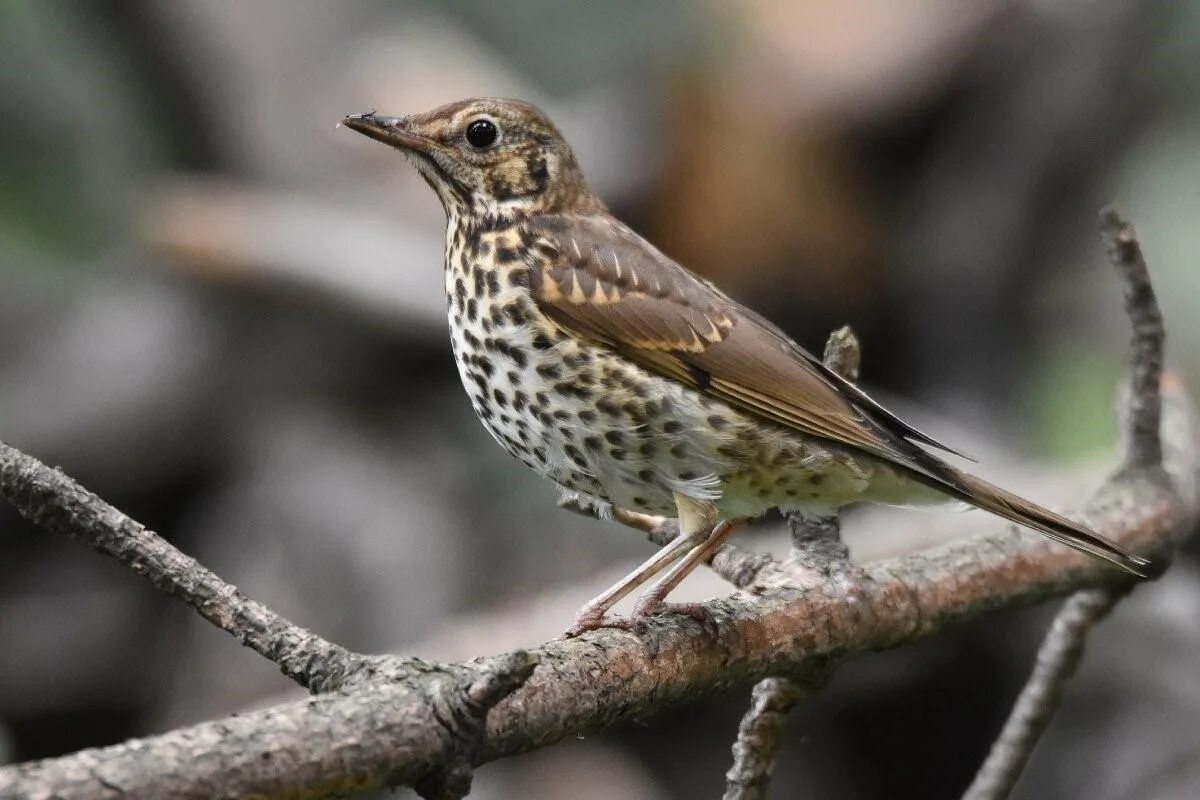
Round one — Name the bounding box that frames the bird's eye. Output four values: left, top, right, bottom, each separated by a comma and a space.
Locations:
465, 118, 499, 149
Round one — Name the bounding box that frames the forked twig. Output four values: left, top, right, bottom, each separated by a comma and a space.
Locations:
961, 206, 1167, 800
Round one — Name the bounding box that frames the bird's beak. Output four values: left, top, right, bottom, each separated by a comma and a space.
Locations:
342, 111, 433, 152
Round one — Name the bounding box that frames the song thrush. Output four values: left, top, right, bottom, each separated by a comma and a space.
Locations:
343, 99, 1147, 635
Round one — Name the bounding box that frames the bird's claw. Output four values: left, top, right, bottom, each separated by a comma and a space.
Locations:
563, 601, 718, 638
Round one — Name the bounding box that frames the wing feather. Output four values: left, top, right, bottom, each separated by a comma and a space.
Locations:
524, 213, 962, 483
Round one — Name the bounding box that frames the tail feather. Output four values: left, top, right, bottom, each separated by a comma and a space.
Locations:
949, 471, 1150, 577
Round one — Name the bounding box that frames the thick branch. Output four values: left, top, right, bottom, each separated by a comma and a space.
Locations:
0, 441, 388, 693
3, 456, 1188, 799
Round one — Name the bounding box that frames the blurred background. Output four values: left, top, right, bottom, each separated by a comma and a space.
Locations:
2, 1, 1199, 798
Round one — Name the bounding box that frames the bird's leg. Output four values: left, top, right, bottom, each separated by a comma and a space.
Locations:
564, 494, 716, 637
630, 517, 746, 622
564, 528, 699, 637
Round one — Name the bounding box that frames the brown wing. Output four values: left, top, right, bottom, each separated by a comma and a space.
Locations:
523, 213, 963, 483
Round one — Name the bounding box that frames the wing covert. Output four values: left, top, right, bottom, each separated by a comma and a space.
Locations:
523, 213, 963, 477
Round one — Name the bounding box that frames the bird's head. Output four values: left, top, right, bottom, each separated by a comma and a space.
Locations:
343, 98, 604, 220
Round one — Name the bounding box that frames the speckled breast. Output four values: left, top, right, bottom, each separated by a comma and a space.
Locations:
442, 222, 911, 520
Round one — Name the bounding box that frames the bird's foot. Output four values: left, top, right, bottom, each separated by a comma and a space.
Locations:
563, 602, 717, 637
631, 598, 718, 636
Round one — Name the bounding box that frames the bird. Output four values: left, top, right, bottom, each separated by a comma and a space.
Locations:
342, 98, 1148, 636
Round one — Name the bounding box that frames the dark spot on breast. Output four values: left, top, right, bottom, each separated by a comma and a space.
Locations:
464, 331, 481, 349
472, 356, 494, 377
639, 442, 656, 458
564, 444, 587, 468
604, 431, 623, 445
632, 496, 648, 507
468, 372, 488, 391
535, 392, 550, 407
473, 268, 485, 298
532, 333, 553, 350
583, 435, 601, 451
707, 415, 728, 430
669, 443, 687, 459
678, 471, 696, 481
466, 298, 478, 321
637, 468, 655, 482
496, 247, 518, 263
536, 364, 560, 380
578, 409, 596, 423
506, 371, 519, 384
504, 303, 526, 324
662, 420, 683, 434
716, 445, 740, 459
512, 391, 528, 412
810, 474, 826, 486
492, 388, 508, 407
487, 271, 502, 296
595, 398, 621, 417
552, 409, 571, 421
558, 426, 574, 440
610, 449, 626, 461
554, 382, 592, 400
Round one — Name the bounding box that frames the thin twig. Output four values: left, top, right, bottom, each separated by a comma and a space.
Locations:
0, 440, 389, 693
961, 587, 1128, 800
1101, 205, 1164, 472
723, 675, 827, 800
961, 207, 1168, 800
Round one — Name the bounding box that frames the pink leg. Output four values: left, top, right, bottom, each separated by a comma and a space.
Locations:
631, 519, 746, 619
564, 530, 699, 637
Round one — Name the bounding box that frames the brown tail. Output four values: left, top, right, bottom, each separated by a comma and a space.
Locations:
946, 471, 1150, 577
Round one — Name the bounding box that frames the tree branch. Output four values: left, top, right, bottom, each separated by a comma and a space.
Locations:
0, 441, 389, 694
0, 432, 1190, 798
1, 213, 1194, 799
